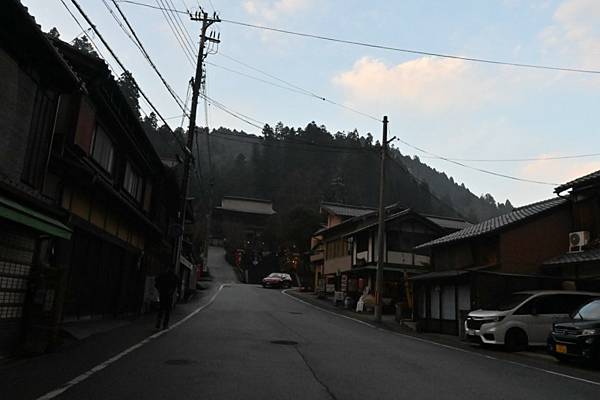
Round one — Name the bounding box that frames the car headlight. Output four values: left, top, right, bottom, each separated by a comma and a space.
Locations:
493, 316, 505, 322
581, 329, 598, 336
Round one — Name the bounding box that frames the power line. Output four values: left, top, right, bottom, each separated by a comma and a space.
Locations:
385, 153, 468, 221
206, 61, 318, 97
59, 0, 117, 74
420, 152, 600, 163
202, 131, 380, 155
221, 20, 600, 76
154, 0, 196, 64
211, 56, 600, 165
115, 0, 580, 185
219, 52, 316, 97
206, 0, 216, 13
68, 0, 189, 155
216, 53, 381, 122
157, 0, 196, 62
166, 0, 196, 48
117, 0, 600, 75
197, 90, 558, 186
117, 0, 187, 13
395, 137, 558, 186
108, 0, 189, 115
201, 93, 266, 129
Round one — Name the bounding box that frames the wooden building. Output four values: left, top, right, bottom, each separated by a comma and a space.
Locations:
212, 196, 276, 246
49, 40, 180, 319
0, 1, 78, 356
413, 198, 572, 335
342, 208, 468, 312
310, 202, 375, 294
0, 1, 182, 355
543, 170, 600, 290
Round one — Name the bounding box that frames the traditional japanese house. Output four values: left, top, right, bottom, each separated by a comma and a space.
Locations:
310, 202, 375, 294
0, 0, 77, 356
48, 39, 181, 320
543, 170, 600, 290
342, 208, 469, 312
413, 198, 572, 335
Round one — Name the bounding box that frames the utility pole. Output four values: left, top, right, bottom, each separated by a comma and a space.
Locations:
173, 10, 220, 277
374, 116, 389, 322
201, 87, 214, 275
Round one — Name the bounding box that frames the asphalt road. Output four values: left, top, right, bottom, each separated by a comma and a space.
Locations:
28, 248, 600, 399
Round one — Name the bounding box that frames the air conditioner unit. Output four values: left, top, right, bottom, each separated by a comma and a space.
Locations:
568, 231, 590, 253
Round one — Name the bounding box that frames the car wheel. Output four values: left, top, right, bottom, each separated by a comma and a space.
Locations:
284, 281, 291, 289
504, 328, 528, 352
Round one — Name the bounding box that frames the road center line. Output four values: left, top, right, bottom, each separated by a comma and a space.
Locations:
281, 289, 600, 388
36, 284, 226, 400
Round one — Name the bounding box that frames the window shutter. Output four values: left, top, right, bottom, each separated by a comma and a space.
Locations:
74, 97, 95, 154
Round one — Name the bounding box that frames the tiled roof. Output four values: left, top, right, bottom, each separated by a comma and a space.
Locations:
12, 0, 83, 89
543, 248, 600, 265
340, 209, 468, 238
217, 197, 275, 215
216, 205, 275, 215
224, 196, 273, 204
320, 202, 375, 218
555, 169, 600, 193
415, 197, 568, 249
410, 270, 470, 281
424, 215, 471, 231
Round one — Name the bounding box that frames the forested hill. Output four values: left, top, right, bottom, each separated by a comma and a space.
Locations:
143, 117, 512, 222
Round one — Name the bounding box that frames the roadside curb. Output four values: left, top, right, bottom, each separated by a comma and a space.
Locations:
282, 288, 600, 386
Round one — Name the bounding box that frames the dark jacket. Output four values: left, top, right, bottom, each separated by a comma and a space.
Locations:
155, 271, 179, 298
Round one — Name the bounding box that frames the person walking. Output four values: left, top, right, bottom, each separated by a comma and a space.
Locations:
155, 268, 179, 330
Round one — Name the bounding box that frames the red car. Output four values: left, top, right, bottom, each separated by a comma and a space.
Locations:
262, 273, 292, 288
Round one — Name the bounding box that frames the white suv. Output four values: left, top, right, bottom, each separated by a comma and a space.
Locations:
465, 290, 600, 351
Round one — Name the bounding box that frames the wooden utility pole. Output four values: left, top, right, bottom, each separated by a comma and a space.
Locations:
173, 10, 220, 275
374, 116, 388, 322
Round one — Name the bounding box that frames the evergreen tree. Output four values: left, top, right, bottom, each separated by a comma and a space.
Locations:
48, 27, 60, 39
117, 71, 141, 119
72, 35, 97, 57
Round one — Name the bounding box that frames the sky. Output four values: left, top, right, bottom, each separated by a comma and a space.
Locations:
21, 0, 600, 207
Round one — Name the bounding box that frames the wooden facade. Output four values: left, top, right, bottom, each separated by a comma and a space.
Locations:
0, 1, 182, 356
413, 199, 572, 335
341, 210, 468, 313
543, 171, 600, 286
0, 1, 79, 356
48, 40, 180, 319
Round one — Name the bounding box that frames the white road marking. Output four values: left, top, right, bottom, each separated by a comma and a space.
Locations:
36, 284, 226, 400
282, 289, 600, 388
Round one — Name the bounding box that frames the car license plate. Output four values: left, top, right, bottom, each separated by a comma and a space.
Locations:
555, 344, 567, 354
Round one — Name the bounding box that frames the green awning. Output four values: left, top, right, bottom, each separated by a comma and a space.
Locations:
0, 196, 72, 239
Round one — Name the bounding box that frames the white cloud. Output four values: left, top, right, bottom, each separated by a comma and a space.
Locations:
540, 0, 600, 69
243, 0, 312, 21
332, 56, 504, 113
